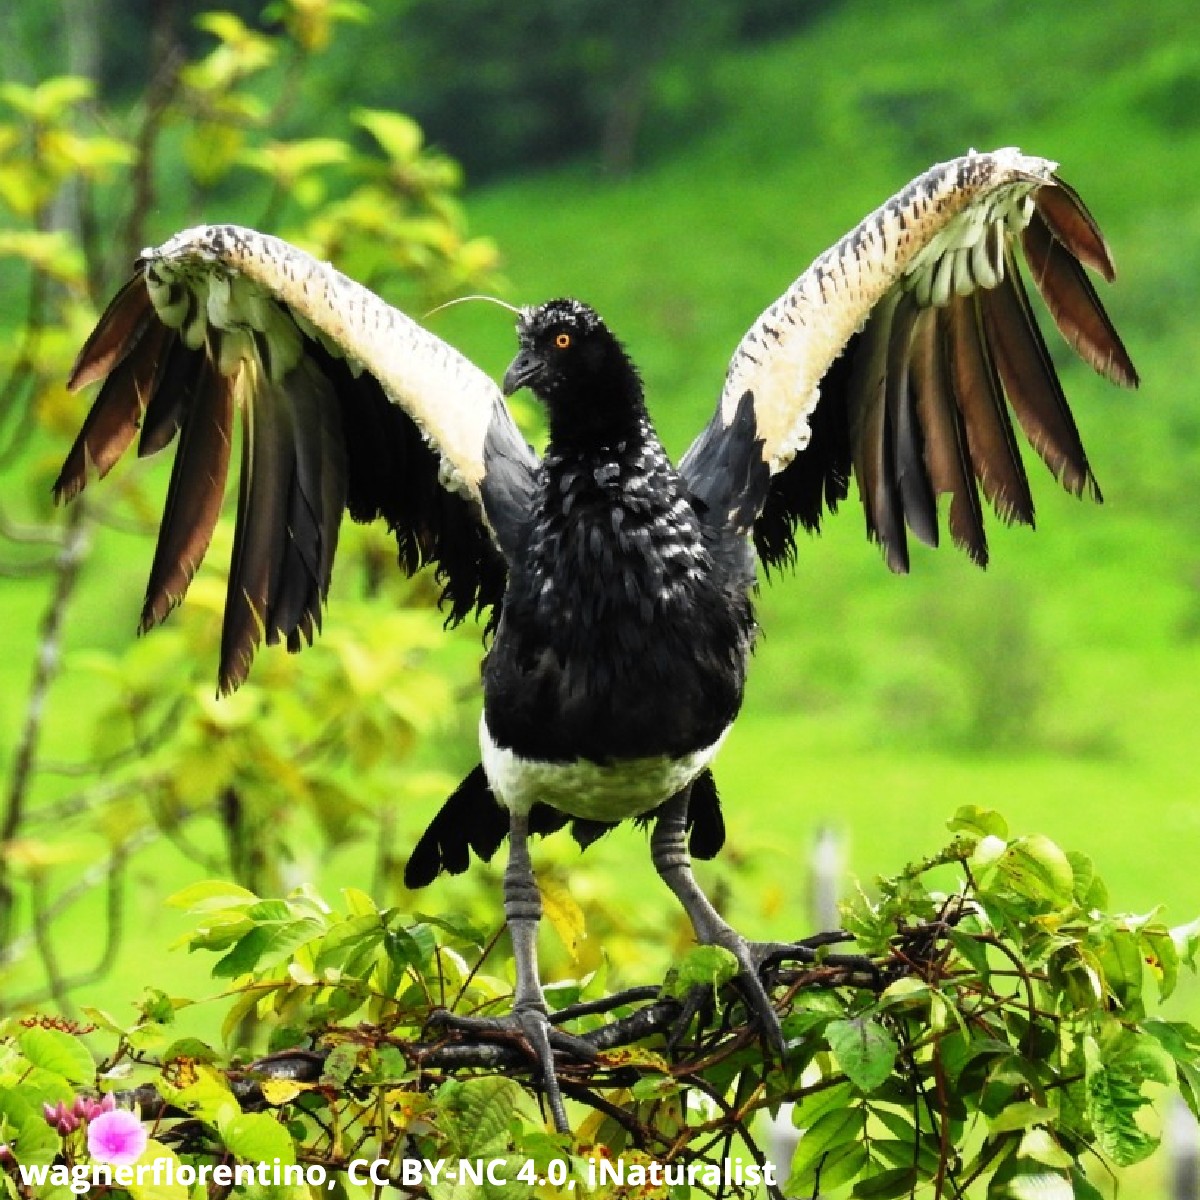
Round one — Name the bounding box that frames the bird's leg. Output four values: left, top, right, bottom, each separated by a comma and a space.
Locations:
651, 790, 785, 1050
432, 809, 593, 1133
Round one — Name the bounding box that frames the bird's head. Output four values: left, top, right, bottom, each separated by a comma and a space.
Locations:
503, 299, 643, 441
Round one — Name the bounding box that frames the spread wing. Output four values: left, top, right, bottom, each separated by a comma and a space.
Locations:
680, 148, 1138, 571
55, 225, 538, 693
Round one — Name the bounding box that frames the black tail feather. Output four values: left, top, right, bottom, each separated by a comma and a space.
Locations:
404, 765, 508, 889
685, 769, 725, 860
405, 767, 727, 888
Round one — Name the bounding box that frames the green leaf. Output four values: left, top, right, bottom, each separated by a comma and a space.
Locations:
0, 1086, 61, 1166
663, 945, 739, 999
539, 875, 585, 959
787, 1121, 867, 1197
948, 805, 1008, 839
159, 1065, 238, 1124
218, 1110, 296, 1165
167, 880, 259, 912
946, 927, 992, 979
1017, 1128, 1073, 1169
211, 917, 325, 977
988, 1102, 1056, 1134
1005, 1170, 1073, 1200
0, 230, 84, 280
1066, 850, 1108, 909
1141, 925, 1179, 1000
787, 1132, 864, 1190
355, 109, 423, 161
1082, 1031, 1168, 1166
1093, 928, 1146, 1013
321, 1042, 360, 1088
853, 1165, 919, 1198
126, 1140, 189, 1200
1171, 914, 1200, 966
791, 1080, 856, 1130
17, 1026, 95, 1085
826, 1016, 898, 1093
996, 835, 1074, 907
878, 976, 931, 1009
1069, 1166, 1106, 1200
0, 76, 93, 120
437, 1077, 527, 1160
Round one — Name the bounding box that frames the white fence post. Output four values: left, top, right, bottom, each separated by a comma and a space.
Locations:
1170, 1095, 1199, 1200
765, 826, 845, 1189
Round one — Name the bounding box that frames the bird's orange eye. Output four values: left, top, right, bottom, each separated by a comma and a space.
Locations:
554, 332, 571, 349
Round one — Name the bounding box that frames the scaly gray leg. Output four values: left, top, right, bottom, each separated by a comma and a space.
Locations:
435, 809, 593, 1132
651, 789, 785, 1049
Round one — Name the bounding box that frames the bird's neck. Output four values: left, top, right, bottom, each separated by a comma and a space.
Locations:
545, 368, 650, 457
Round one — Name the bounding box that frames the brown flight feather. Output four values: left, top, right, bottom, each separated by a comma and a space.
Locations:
911, 309, 988, 566
66, 277, 155, 393
885, 293, 938, 550
947, 293, 1034, 526
848, 296, 908, 571
1021, 210, 1138, 388
219, 373, 297, 694
1036, 180, 1116, 282
981, 248, 1098, 498
139, 350, 234, 633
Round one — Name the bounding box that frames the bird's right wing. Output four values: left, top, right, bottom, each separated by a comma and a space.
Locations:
56, 225, 538, 693
681, 149, 1137, 571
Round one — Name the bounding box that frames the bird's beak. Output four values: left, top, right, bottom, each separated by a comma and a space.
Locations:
502, 349, 545, 397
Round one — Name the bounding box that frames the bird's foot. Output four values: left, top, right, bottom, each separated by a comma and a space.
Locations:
674, 932, 879, 1053
430, 1004, 596, 1133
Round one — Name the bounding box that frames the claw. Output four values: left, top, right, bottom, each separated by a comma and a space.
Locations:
432, 1006, 595, 1133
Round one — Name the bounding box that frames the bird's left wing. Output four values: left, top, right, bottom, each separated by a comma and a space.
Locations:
56, 225, 538, 692
680, 148, 1137, 571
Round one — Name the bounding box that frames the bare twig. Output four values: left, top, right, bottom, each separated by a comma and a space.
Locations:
0, 501, 90, 948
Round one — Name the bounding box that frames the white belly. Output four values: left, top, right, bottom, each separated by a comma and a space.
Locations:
480, 714, 729, 821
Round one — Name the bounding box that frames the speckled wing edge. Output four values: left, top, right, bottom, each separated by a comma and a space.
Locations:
148, 225, 511, 494
718, 148, 1136, 476
56, 225, 528, 692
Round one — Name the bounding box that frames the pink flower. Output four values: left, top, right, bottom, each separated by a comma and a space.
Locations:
86, 1109, 147, 1167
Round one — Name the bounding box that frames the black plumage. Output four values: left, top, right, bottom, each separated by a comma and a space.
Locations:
55, 149, 1138, 1130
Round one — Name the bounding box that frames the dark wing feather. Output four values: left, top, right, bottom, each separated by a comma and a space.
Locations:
1021, 208, 1137, 387
747, 346, 852, 568
137, 338, 202, 457
947, 292, 1034, 526
685, 769, 725, 861
912, 308, 988, 565
980, 248, 1099, 498
57, 225, 538, 694
139, 350, 235, 633
888, 294, 938, 549
66, 275, 157, 393
55, 295, 170, 501
693, 149, 1137, 574
848, 295, 909, 571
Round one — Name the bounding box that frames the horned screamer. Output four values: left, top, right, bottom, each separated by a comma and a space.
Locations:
57, 149, 1137, 1130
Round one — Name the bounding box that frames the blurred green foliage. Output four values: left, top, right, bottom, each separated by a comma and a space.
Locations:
0, 0, 502, 1011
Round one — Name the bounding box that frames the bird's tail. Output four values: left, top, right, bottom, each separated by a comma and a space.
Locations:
403, 766, 726, 889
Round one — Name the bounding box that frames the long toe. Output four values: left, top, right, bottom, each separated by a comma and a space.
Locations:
431, 1008, 594, 1134
731, 962, 785, 1054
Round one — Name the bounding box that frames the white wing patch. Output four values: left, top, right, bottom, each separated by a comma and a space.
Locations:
721, 148, 1056, 473
141, 225, 505, 498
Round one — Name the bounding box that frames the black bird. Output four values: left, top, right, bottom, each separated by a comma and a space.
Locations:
55, 149, 1137, 1130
